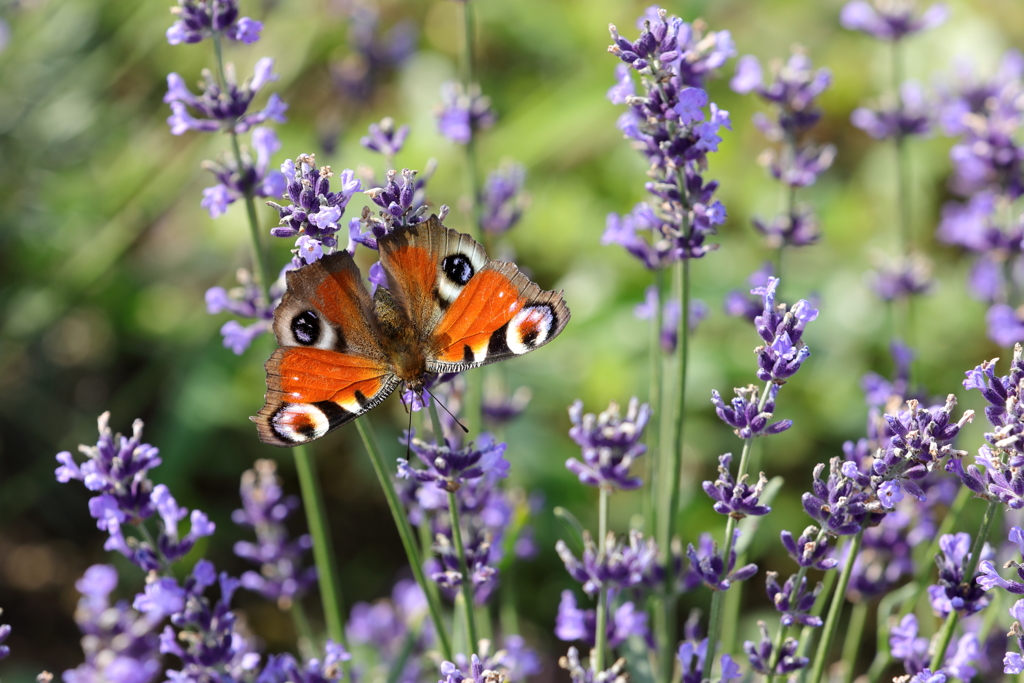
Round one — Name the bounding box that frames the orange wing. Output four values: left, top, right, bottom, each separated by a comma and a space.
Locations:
255, 252, 398, 446
427, 261, 571, 371
255, 347, 400, 446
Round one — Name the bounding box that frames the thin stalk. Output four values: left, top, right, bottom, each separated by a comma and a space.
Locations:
656, 257, 691, 683
211, 32, 274, 302
645, 269, 664, 538
929, 500, 999, 669
447, 489, 480, 652
808, 529, 865, 683
705, 382, 775, 676
796, 568, 837, 682
290, 600, 315, 660
292, 446, 347, 648
355, 419, 454, 660
594, 488, 611, 671
840, 601, 869, 683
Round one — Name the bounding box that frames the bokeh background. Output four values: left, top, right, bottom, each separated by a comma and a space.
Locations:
2, 0, 1024, 680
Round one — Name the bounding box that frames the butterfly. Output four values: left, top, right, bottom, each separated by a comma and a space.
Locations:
253, 215, 571, 446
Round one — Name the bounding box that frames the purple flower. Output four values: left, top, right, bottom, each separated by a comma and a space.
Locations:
634, 286, 704, 352
802, 459, 871, 536
703, 453, 771, 518
54, 412, 214, 569
233, 460, 317, 607
166, 0, 263, 45
346, 580, 431, 678
479, 162, 528, 235
987, 305, 1024, 348
848, 507, 915, 600
200, 126, 286, 218
258, 641, 352, 683
725, 263, 774, 322
268, 154, 362, 266
935, 192, 1009, 252
482, 385, 532, 426
766, 571, 823, 627
206, 266, 284, 354
556, 530, 659, 595
840, 1, 948, 41
566, 397, 651, 491
731, 49, 831, 138
333, 5, 417, 101
928, 532, 990, 617
862, 341, 915, 406
871, 253, 934, 301
559, 647, 628, 683
436, 82, 495, 144
398, 431, 509, 492
752, 277, 818, 382
363, 168, 436, 234
890, 613, 978, 678
0, 614, 8, 661
685, 530, 758, 591
678, 638, 742, 683
62, 565, 162, 683
851, 81, 932, 140
554, 590, 650, 648
164, 58, 287, 135
978, 526, 1024, 594
780, 526, 838, 570
744, 621, 808, 675
360, 117, 410, 158
711, 384, 793, 439
753, 207, 823, 248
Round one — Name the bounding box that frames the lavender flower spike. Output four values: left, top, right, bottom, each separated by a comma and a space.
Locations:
566, 397, 651, 490
398, 431, 509, 492
685, 530, 758, 591
0, 610, 9, 660
744, 620, 808, 675
360, 117, 410, 158
556, 530, 659, 595
752, 277, 819, 382
166, 0, 264, 45
437, 82, 496, 145
559, 647, 628, 683
703, 453, 771, 518
840, 0, 948, 41
927, 532, 990, 617
978, 526, 1024, 594
711, 384, 792, 438
781, 526, 838, 570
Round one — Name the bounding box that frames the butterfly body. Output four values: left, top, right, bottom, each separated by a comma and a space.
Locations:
254, 216, 570, 446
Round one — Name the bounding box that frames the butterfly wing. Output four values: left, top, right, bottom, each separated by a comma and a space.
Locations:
377, 217, 570, 373
254, 252, 399, 446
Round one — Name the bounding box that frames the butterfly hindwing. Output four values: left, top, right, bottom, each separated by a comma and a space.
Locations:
256, 347, 400, 446
255, 251, 398, 446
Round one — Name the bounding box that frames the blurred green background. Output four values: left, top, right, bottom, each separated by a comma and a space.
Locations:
2, 0, 1024, 680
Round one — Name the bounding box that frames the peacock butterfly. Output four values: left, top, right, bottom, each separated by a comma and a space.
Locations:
253, 215, 570, 446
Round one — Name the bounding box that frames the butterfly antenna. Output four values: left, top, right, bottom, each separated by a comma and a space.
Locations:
423, 386, 469, 434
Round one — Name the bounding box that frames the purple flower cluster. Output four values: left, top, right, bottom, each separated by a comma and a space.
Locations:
731, 48, 834, 248
751, 277, 819, 382
334, 5, 417, 102
363, 168, 437, 234
684, 530, 758, 591
565, 398, 651, 491
781, 526, 837, 570
62, 565, 163, 683
744, 621, 808, 675
346, 580, 431, 683
438, 641, 541, 683
360, 117, 410, 160
871, 252, 933, 302
258, 642, 351, 683
703, 453, 771, 518
200, 127, 286, 219
55, 412, 215, 570
840, 1, 948, 41
557, 530, 659, 596
725, 263, 774, 322
398, 431, 509, 492
1003, 599, 1024, 673
232, 459, 316, 608
711, 384, 792, 440
889, 613, 978, 679
934, 51, 1024, 343
166, 0, 263, 45
555, 591, 649, 648
559, 647, 628, 683
679, 637, 742, 683
0, 612, 8, 660
268, 154, 362, 267
206, 266, 285, 354
851, 81, 933, 140
848, 505, 915, 600
436, 83, 496, 145
928, 532, 990, 617
949, 349, 1024, 505
603, 7, 734, 269
479, 162, 528, 236
165, 59, 287, 137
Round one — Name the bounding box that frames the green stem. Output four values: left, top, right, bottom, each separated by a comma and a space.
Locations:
769, 529, 829, 679
594, 488, 611, 671
929, 500, 999, 669
841, 601, 869, 683
808, 529, 864, 683
447, 489, 480, 653
657, 257, 690, 683
290, 600, 315, 660
645, 269, 664, 539
891, 42, 910, 259
292, 446, 347, 651
211, 32, 274, 302
705, 382, 775, 676
355, 419, 454, 660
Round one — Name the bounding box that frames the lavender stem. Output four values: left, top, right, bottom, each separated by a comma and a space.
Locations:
840, 600, 868, 683
447, 488, 480, 652
807, 529, 865, 683
644, 269, 664, 539
354, 418, 455, 660
594, 487, 611, 671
